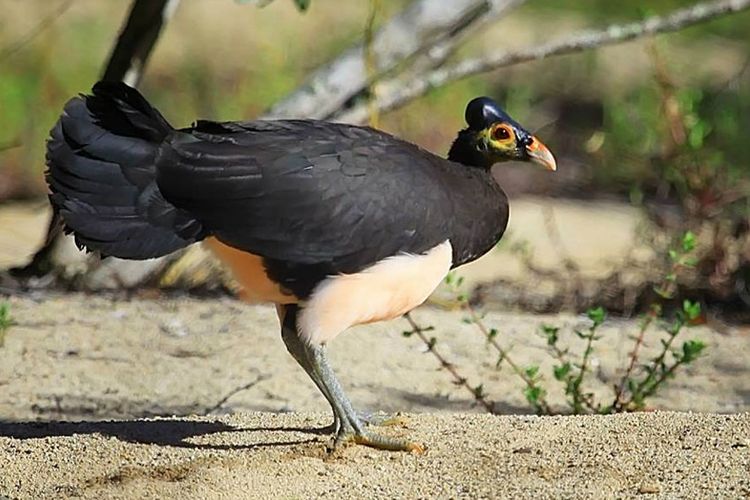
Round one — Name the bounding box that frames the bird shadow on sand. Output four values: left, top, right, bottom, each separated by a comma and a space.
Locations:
0, 418, 331, 451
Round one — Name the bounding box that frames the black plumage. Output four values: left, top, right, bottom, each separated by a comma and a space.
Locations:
46, 83, 202, 259
45, 81, 556, 452
47, 82, 509, 298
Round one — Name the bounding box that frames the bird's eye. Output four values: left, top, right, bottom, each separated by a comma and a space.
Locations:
492, 125, 511, 141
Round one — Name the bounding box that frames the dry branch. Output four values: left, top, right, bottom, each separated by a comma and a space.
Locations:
16, 0, 750, 288
336, 0, 750, 123
102, 0, 181, 86
0, 0, 73, 62
264, 0, 526, 119
14, 0, 183, 283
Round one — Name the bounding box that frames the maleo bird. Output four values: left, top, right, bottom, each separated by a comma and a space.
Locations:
46, 82, 556, 452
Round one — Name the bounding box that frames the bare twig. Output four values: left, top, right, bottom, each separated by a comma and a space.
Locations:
570, 326, 598, 413
102, 0, 181, 86
19, 0, 183, 279
464, 303, 554, 414
388, 0, 527, 80
539, 205, 584, 311
541, 206, 579, 273
635, 348, 692, 401
0, 0, 73, 62
332, 0, 528, 122
203, 374, 270, 414
612, 307, 657, 410
336, 0, 750, 123
0, 138, 22, 153
363, 0, 382, 128
266, 0, 526, 120
403, 312, 496, 413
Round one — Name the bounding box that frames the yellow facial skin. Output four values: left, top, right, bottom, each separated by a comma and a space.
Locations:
480, 122, 557, 171
487, 123, 518, 158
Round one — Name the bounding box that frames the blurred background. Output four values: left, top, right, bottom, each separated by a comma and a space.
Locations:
1, 0, 749, 318
0, 0, 749, 424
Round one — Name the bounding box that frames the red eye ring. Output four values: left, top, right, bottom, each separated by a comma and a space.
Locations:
492, 125, 512, 141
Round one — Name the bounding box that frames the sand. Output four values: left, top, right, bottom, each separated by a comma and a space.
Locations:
1, 412, 748, 499
0, 293, 748, 498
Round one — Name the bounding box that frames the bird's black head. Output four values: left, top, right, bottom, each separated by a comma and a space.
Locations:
448, 96, 556, 171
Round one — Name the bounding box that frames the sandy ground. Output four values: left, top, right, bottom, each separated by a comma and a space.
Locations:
1, 199, 748, 498
1, 293, 749, 420
0, 293, 748, 498
1, 412, 748, 499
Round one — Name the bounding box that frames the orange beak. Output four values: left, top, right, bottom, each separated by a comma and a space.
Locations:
526, 137, 557, 171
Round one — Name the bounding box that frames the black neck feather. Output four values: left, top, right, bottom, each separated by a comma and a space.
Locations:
447, 129, 491, 168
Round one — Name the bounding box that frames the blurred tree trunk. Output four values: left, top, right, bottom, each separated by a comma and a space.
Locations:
163, 0, 527, 291
17, 0, 522, 290
15, 0, 181, 287
102, 0, 180, 86
15, 0, 750, 291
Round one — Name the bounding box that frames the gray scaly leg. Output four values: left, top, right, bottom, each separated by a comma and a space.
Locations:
279, 305, 424, 452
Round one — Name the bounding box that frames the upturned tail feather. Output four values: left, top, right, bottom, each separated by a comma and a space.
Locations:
46, 81, 204, 259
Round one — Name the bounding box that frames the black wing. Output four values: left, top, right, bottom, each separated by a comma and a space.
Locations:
156, 120, 506, 293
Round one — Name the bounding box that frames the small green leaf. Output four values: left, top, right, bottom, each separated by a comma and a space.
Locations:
654, 284, 673, 299
682, 256, 698, 267
523, 386, 544, 405
473, 384, 485, 398
495, 352, 506, 368
524, 365, 539, 379
553, 362, 571, 381
681, 340, 706, 363
0, 302, 11, 347
627, 377, 638, 394
666, 316, 685, 336
541, 324, 559, 334
586, 306, 606, 327
402, 330, 413, 338
488, 328, 498, 339
541, 324, 559, 345
0, 303, 10, 328
293, 0, 311, 11
681, 231, 696, 253
682, 300, 701, 321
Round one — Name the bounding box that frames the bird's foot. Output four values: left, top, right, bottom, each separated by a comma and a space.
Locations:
334, 428, 425, 454
330, 414, 423, 453
324, 412, 410, 435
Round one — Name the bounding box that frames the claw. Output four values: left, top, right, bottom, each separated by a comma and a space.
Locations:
337, 429, 425, 454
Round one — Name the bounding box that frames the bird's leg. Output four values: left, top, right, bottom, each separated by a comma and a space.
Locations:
279, 305, 341, 434
306, 344, 424, 452
279, 305, 377, 434
279, 305, 424, 453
